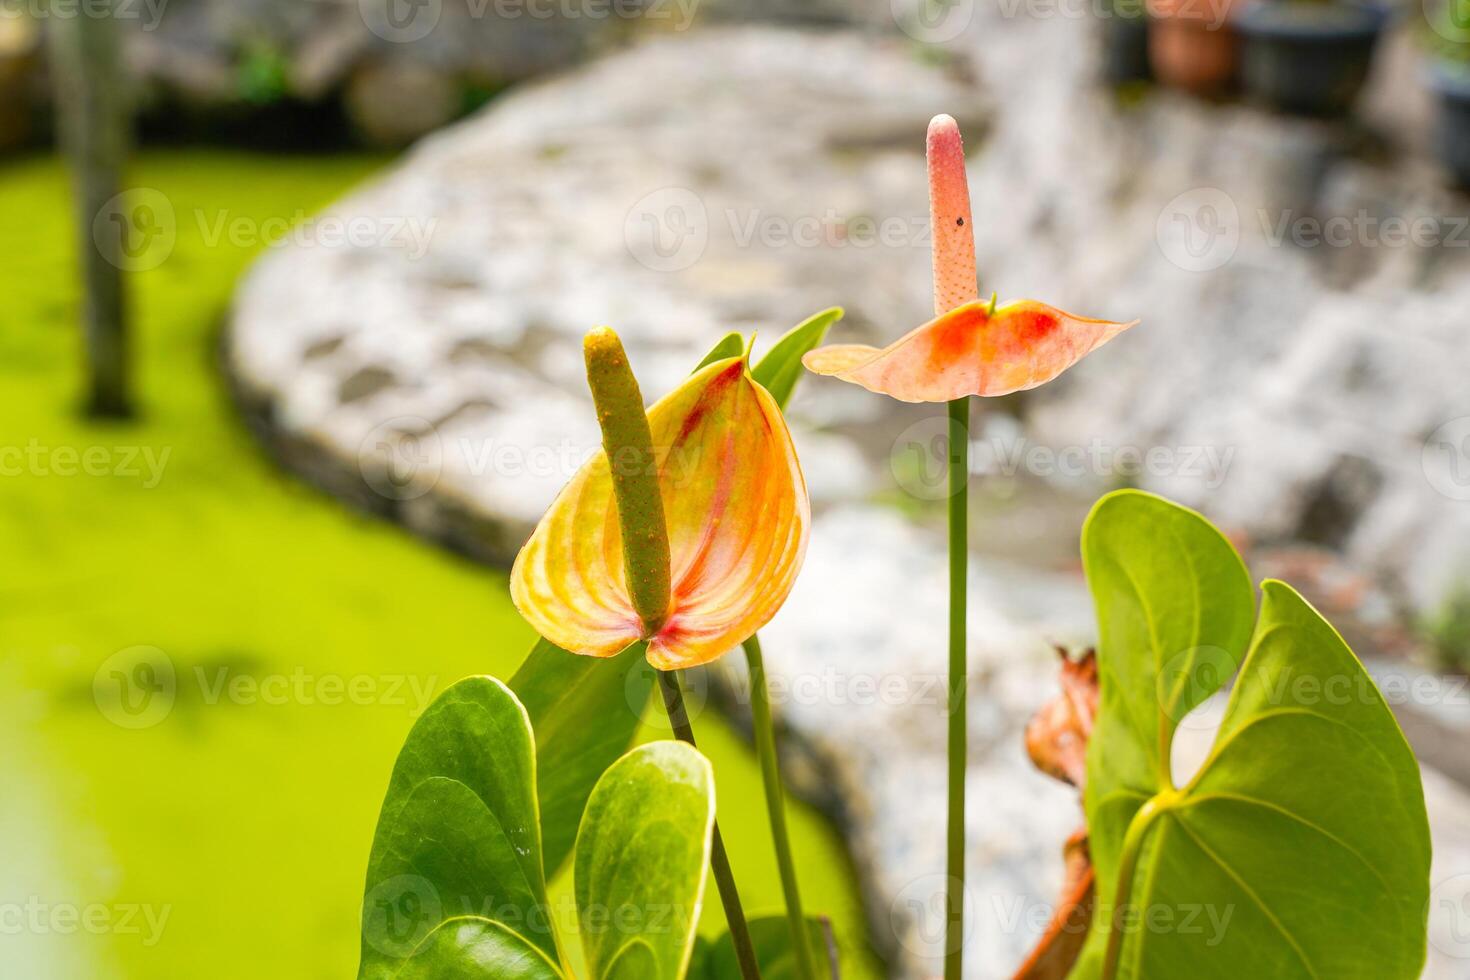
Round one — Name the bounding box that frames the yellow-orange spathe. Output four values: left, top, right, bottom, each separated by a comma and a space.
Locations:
803, 299, 1137, 403
511, 357, 809, 670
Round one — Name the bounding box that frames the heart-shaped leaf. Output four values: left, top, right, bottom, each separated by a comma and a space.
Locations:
692, 915, 839, 980
575, 741, 715, 980
1075, 490, 1431, 978
358, 676, 561, 978
753, 307, 843, 409
511, 638, 654, 876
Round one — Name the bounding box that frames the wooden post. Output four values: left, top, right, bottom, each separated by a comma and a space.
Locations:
48, 0, 134, 419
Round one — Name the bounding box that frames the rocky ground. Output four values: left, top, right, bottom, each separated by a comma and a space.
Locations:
226, 19, 1470, 979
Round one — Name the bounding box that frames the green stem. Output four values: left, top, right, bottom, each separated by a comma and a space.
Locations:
945, 396, 970, 980
657, 669, 763, 980
743, 634, 819, 980
1100, 795, 1171, 980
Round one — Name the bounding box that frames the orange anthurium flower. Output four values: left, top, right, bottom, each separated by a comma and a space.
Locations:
802, 113, 1137, 404
511, 355, 809, 671
802, 299, 1137, 403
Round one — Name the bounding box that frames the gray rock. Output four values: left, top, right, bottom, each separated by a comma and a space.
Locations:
228, 26, 979, 562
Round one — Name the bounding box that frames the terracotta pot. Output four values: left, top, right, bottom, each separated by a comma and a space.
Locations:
1148, 0, 1241, 94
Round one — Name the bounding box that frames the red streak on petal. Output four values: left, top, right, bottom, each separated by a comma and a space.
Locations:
672, 427, 737, 599
675, 360, 742, 444
925, 302, 986, 374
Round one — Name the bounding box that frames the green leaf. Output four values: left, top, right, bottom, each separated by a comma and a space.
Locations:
691, 915, 839, 980
1076, 490, 1431, 979
696, 332, 748, 371
752, 308, 843, 409
390, 918, 563, 979
358, 677, 561, 979
511, 638, 654, 876
575, 741, 715, 980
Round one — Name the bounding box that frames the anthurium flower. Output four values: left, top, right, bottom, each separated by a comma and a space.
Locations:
802, 114, 1137, 403
802, 299, 1136, 403
511, 337, 809, 671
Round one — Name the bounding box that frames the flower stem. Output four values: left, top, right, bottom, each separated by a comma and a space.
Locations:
945, 395, 970, 980
657, 668, 763, 980
743, 634, 819, 980
1101, 796, 1170, 980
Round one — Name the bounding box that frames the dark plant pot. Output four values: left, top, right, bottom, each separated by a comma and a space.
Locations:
1428, 61, 1470, 188
1148, 0, 1241, 95
1234, 0, 1391, 116
1101, 11, 1153, 84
